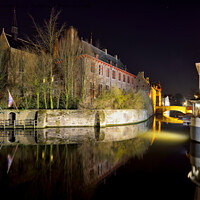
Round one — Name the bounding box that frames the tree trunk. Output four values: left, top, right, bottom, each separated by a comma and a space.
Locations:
36, 90, 40, 109
43, 83, 47, 109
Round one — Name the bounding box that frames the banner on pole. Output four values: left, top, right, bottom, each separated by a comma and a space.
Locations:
8, 91, 14, 108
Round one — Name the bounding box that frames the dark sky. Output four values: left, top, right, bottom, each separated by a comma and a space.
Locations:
0, 0, 199, 98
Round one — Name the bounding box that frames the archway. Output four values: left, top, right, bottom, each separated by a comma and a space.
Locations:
9, 112, 16, 125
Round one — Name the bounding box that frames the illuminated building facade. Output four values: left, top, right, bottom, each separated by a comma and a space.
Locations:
80, 40, 136, 103
133, 71, 162, 112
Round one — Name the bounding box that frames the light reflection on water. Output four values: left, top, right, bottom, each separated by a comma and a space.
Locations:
0, 116, 193, 199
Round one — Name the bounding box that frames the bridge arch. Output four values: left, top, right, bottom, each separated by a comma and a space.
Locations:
156, 106, 188, 115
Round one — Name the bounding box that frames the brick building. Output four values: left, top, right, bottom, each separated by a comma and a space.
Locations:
0, 9, 161, 110
80, 40, 136, 104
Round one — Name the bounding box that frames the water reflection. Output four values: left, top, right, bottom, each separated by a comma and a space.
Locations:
0, 118, 155, 199
0, 118, 153, 145
0, 116, 190, 200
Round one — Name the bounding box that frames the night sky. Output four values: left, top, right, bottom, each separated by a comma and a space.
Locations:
0, 0, 199, 98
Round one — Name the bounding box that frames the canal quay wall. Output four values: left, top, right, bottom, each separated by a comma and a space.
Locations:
0, 108, 153, 128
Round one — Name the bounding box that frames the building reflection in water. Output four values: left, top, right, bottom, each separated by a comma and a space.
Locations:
0, 118, 155, 199
0, 115, 190, 199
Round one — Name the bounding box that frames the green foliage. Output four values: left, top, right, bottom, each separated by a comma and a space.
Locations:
90, 86, 152, 110
68, 96, 80, 109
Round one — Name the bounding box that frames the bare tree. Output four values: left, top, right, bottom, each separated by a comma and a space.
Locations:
57, 26, 82, 109
30, 8, 65, 109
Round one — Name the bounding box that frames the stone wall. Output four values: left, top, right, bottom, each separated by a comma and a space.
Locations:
37, 109, 153, 128
0, 109, 37, 121
1, 108, 153, 128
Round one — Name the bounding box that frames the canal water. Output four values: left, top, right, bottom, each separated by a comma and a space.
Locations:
0, 116, 196, 200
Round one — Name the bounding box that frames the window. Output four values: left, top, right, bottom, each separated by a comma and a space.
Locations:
90, 82, 95, 98
91, 62, 95, 73
98, 84, 103, 95
123, 74, 126, 82
98, 164, 102, 175
19, 59, 24, 73
112, 70, 116, 79
127, 76, 130, 83
99, 65, 103, 75
106, 68, 110, 77
132, 78, 134, 84
119, 73, 121, 81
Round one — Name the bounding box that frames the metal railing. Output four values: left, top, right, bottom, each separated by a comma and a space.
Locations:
0, 119, 37, 129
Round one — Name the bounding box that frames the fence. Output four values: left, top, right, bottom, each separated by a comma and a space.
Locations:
0, 119, 37, 129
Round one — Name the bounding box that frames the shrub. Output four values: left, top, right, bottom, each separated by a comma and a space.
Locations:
90, 86, 152, 110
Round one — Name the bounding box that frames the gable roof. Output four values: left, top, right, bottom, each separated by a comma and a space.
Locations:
82, 40, 126, 71
1, 28, 32, 51
5, 33, 30, 50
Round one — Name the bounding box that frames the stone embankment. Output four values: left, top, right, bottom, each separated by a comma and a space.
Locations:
0, 108, 153, 128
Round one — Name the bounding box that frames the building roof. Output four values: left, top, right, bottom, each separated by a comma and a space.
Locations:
5, 33, 30, 50
82, 40, 126, 71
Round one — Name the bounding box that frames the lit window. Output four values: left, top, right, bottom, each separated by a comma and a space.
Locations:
99, 65, 103, 75
112, 70, 116, 79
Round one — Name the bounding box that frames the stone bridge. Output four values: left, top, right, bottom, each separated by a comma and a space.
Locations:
156, 106, 192, 114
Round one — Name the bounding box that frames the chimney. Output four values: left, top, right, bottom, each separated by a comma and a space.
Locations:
104, 49, 107, 54
114, 55, 118, 60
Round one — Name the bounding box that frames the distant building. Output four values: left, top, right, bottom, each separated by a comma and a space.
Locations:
133, 71, 162, 112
